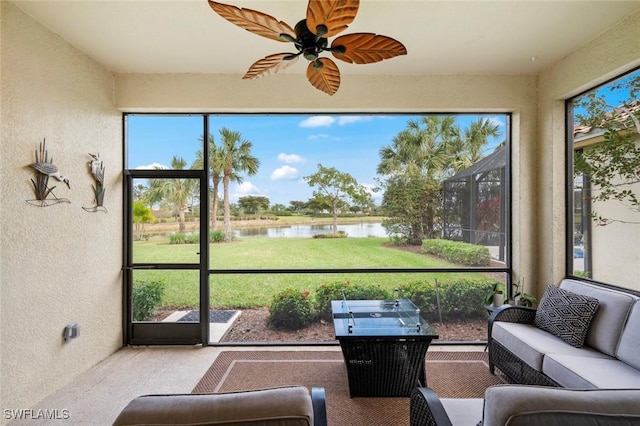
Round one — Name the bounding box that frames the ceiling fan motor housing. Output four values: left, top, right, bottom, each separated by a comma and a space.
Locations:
294, 19, 328, 62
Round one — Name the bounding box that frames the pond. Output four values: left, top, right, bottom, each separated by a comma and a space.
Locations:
234, 222, 388, 238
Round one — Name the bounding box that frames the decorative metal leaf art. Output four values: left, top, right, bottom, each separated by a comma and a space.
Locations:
83, 153, 107, 213
26, 138, 70, 207
207, 0, 407, 95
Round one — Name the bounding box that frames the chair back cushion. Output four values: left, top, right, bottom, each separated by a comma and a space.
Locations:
483, 385, 640, 426
112, 386, 314, 426
559, 279, 637, 356
617, 300, 640, 370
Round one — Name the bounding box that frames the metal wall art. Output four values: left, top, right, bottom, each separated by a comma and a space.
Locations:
83, 152, 107, 213
26, 138, 71, 207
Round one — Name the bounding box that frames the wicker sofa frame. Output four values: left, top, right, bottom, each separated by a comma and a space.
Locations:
488, 279, 640, 390
487, 304, 560, 387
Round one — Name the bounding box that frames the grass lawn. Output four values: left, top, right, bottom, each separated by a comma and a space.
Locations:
133, 237, 497, 308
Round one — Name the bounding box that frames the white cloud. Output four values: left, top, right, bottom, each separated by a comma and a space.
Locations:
299, 116, 335, 128
233, 181, 260, 200
271, 165, 299, 180
337, 116, 373, 125
487, 116, 505, 128
278, 153, 304, 163
135, 162, 168, 170
307, 133, 330, 141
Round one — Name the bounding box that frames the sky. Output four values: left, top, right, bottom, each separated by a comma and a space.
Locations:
127, 113, 507, 206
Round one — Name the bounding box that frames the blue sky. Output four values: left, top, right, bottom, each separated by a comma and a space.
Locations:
128, 113, 507, 206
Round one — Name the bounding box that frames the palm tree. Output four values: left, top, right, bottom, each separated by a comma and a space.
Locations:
377, 116, 458, 241
146, 156, 195, 233
378, 116, 457, 178
192, 135, 224, 229
218, 127, 260, 242
460, 117, 502, 167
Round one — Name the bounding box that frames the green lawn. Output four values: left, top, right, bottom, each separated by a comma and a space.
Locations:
133, 237, 494, 308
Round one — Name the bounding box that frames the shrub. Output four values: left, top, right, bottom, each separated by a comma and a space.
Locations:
132, 280, 165, 321
169, 232, 199, 244
422, 239, 491, 266
210, 229, 225, 243
312, 231, 348, 239
314, 281, 391, 320
268, 288, 314, 330
398, 278, 496, 322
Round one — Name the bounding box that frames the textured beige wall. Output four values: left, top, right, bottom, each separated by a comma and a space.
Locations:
537, 10, 640, 289
1, 3, 122, 413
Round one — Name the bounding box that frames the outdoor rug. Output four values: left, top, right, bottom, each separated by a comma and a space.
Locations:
193, 351, 504, 426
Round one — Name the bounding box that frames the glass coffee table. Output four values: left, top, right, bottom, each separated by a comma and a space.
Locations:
332, 298, 438, 397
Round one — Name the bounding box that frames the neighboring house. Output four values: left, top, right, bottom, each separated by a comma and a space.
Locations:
572, 102, 640, 287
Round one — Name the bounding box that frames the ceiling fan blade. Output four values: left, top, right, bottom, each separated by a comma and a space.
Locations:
331, 33, 407, 64
243, 53, 300, 79
306, 0, 359, 38
306, 58, 340, 96
208, 1, 296, 42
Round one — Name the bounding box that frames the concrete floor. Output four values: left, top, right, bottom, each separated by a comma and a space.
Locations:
11, 344, 481, 425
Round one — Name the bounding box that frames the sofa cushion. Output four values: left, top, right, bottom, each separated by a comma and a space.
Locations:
617, 301, 640, 370
482, 385, 640, 426
543, 354, 640, 389
440, 398, 484, 426
492, 322, 607, 372
534, 285, 599, 347
560, 279, 637, 356
112, 386, 314, 426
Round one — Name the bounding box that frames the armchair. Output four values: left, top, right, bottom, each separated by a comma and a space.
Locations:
410, 385, 640, 426
113, 385, 327, 426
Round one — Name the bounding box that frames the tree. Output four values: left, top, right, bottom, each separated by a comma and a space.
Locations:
132, 200, 155, 240
238, 195, 270, 214
218, 127, 260, 242
288, 200, 308, 213
573, 73, 640, 225
192, 135, 224, 229
377, 116, 458, 242
304, 164, 372, 233
457, 117, 502, 170
146, 156, 195, 233
379, 172, 442, 243
270, 203, 287, 214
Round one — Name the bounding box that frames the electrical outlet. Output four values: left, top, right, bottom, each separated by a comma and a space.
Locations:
63, 323, 79, 342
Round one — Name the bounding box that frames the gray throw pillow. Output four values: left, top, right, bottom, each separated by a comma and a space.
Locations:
534, 285, 599, 348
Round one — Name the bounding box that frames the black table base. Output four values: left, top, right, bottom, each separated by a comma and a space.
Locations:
338, 339, 431, 397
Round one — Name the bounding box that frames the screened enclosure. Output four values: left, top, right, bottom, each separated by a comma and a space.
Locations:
442, 148, 507, 262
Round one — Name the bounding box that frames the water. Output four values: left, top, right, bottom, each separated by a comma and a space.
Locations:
234, 222, 388, 238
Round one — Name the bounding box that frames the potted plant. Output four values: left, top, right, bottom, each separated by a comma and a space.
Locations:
513, 278, 537, 307
484, 282, 505, 307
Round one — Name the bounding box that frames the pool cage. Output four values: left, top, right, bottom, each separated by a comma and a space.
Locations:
442, 148, 507, 262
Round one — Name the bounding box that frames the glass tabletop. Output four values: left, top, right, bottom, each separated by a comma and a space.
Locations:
331, 299, 438, 338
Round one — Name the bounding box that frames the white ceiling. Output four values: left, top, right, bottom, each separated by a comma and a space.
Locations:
12, 1, 640, 76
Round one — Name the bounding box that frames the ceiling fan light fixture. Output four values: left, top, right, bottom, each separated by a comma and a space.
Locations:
314, 24, 328, 39
279, 33, 297, 44
207, 0, 407, 95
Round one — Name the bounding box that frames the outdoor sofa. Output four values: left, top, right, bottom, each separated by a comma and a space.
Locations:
410, 385, 640, 425
112, 386, 327, 426
488, 278, 640, 388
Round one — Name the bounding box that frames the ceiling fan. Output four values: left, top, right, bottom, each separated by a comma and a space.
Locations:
207, 0, 407, 95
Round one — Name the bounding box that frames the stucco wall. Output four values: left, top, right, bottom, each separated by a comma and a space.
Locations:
1, 2, 122, 413
537, 10, 640, 289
